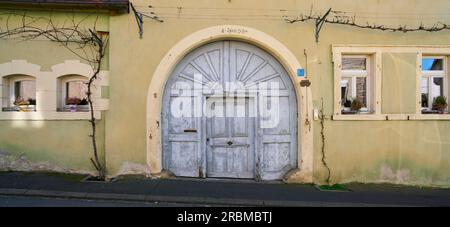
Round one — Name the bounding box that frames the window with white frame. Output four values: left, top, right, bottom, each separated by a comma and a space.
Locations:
1, 75, 36, 112
57, 75, 89, 112
340, 55, 373, 114
421, 56, 448, 114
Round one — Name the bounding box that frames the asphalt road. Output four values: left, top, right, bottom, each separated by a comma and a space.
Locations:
0, 195, 207, 207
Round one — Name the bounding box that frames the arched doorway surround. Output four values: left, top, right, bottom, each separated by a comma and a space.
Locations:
146, 25, 313, 183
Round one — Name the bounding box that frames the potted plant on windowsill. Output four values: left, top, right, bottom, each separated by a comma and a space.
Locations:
432, 96, 448, 114
27, 98, 36, 111
78, 98, 89, 112
341, 98, 363, 114
66, 97, 81, 112
350, 98, 363, 114
341, 98, 355, 114
14, 96, 30, 112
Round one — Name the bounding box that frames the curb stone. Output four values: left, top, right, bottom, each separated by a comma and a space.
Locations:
87, 193, 146, 202
0, 188, 27, 196
25, 189, 88, 199
0, 188, 414, 207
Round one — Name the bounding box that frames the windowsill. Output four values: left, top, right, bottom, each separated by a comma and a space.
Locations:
0, 110, 101, 120
341, 109, 373, 115
2, 106, 36, 112
421, 109, 449, 115
333, 114, 382, 121
57, 105, 90, 112
57, 110, 90, 113
333, 113, 450, 121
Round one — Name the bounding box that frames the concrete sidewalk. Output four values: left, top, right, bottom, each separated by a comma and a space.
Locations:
0, 171, 449, 206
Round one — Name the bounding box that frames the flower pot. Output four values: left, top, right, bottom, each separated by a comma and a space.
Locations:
69, 104, 77, 112
18, 105, 29, 112
341, 109, 358, 115
432, 104, 447, 114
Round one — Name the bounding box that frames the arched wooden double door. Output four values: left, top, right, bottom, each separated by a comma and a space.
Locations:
162, 41, 297, 180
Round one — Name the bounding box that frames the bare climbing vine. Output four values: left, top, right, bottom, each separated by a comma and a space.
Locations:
284, 7, 450, 42
0, 11, 108, 179
319, 98, 331, 185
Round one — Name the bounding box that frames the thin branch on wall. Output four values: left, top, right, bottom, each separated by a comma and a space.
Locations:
0, 11, 108, 179
284, 8, 450, 42
86, 29, 108, 179
319, 98, 331, 185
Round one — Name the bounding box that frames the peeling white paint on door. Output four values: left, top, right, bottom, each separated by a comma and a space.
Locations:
206, 96, 255, 178
162, 41, 298, 180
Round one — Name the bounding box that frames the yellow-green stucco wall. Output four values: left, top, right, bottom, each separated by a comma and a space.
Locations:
1, 0, 450, 187
0, 13, 109, 174
0, 119, 106, 174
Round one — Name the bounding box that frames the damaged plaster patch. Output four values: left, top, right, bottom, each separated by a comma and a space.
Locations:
115, 162, 152, 177
156, 169, 176, 179
282, 168, 313, 184
0, 150, 94, 175
379, 164, 411, 184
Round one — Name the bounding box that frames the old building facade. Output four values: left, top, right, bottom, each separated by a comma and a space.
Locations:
1, 0, 450, 187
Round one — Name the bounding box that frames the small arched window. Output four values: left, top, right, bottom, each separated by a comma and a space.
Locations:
57, 75, 89, 112
1, 75, 36, 112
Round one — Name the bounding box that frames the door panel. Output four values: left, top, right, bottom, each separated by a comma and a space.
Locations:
206, 97, 254, 178
169, 141, 198, 175
262, 142, 291, 171
259, 94, 296, 180
164, 95, 201, 177
230, 41, 297, 180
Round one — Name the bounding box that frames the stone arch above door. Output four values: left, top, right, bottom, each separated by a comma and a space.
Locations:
147, 25, 313, 183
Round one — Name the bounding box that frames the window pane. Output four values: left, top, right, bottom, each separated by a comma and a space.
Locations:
356, 77, 367, 107
15, 80, 36, 100
422, 58, 443, 71
66, 81, 87, 104
340, 77, 352, 108
432, 77, 444, 101
14, 81, 20, 98
342, 57, 366, 70
421, 77, 429, 108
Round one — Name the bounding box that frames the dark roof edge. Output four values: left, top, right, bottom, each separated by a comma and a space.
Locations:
0, 1, 130, 14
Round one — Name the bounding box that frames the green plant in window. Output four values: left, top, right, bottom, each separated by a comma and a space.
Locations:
350, 98, 363, 111
432, 96, 447, 113
79, 98, 89, 105
13, 96, 30, 106
66, 97, 81, 105
66, 97, 82, 112
28, 98, 36, 105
